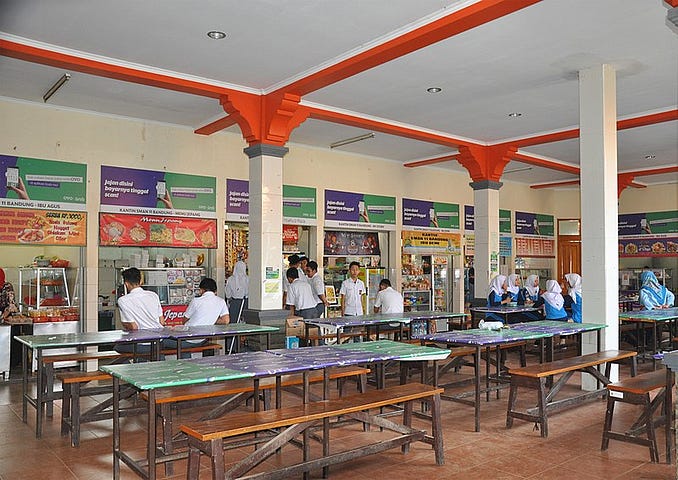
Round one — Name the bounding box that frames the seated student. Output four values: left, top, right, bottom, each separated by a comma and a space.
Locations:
524, 274, 541, 304
533, 279, 568, 321
374, 279, 404, 314
286, 267, 320, 320
507, 273, 542, 323
563, 273, 582, 323
639, 270, 675, 310
115, 267, 165, 356
485, 274, 510, 322
506, 274, 528, 304
162, 278, 230, 357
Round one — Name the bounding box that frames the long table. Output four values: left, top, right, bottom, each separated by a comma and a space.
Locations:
511, 320, 606, 361
102, 341, 449, 480
619, 307, 678, 357
470, 305, 541, 327
167, 323, 278, 356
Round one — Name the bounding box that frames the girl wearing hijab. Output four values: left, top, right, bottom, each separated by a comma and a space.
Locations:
639, 270, 674, 310
225, 261, 249, 323
486, 274, 510, 321
563, 273, 582, 323
506, 274, 528, 305
533, 279, 568, 321
524, 275, 540, 304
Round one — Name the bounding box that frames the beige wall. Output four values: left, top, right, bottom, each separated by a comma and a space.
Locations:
1, 98, 674, 327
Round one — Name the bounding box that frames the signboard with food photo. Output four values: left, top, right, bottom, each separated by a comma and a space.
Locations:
99, 213, 217, 248
618, 210, 678, 257
0, 207, 86, 246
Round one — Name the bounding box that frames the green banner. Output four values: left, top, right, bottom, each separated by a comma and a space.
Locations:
283, 185, 317, 225
499, 209, 512, 234
434, 202, 460, 230
362, 194, 396, 225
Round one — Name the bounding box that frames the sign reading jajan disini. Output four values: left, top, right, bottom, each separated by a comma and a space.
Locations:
402, 198, 459, 232
0, 154, 87, 211
402, 231, 461, 255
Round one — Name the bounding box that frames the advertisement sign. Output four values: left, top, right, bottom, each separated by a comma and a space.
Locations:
515, 211, 555, 237
282, 225, 299, 245
499, 235, 512, 257
402, 231, 461, 255
515, 237, 555, 257
464, 234, 474, 256
100, 166, 216, 218
618, 211, 678, 237
324, 189, 395, 231
323, 230, 380, 256
162, 305, 188, 327
99, 213, 217, 248
402, 198, 460, 232
619, 237, 678, 257
0, 207, 86, 246
463, 205, 511, 233
0, 154, 87, 211
225, 179, 317, 225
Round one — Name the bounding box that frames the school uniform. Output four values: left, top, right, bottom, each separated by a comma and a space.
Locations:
340, 277, 366, 316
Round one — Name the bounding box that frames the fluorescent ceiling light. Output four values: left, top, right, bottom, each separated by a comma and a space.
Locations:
330, 133, 375, 149
43, 73, 70, 103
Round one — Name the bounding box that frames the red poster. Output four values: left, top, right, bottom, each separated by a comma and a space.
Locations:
162, 305, 188, 326
283, 225, 299, 244
99, 213, 217, 248
0, 207, 87, 246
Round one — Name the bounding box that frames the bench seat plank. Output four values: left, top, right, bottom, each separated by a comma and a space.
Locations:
509, 350, 637, 378
181, 383, 443, 442
43, 350, 122, 364
607, 369, 667, 395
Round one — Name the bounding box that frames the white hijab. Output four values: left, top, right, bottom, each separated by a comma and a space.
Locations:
489, 275, 507, 297
565, 273, 582, 304
525, 274, 540, 298
225, 261, 249, 299
542, 279, 564, 310
506, 274, 520, 296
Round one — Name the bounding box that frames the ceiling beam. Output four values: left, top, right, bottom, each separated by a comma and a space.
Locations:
0, 38, 238, 99
512, 151, 580, 174
273, 0, 541, 97
621, 165, 678, 177
404, 154, 460, 168
195, 116, 239, 135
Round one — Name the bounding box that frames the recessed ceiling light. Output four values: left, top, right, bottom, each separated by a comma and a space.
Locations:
207, 31, 226, 40
426, 87, 442, 93
644, 154, 656, 160
508, 112, 522, 118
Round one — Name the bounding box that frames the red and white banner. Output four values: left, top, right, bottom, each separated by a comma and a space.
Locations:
99, 213, 217, 248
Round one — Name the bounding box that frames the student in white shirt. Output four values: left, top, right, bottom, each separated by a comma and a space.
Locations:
162, 278, 230, 356
286, 267, 320, 319
305, 260, 328, 317
374, 279, 404, 314
282, 254, 307, 308
115, 267, 164, 355
340, 262, 366, 316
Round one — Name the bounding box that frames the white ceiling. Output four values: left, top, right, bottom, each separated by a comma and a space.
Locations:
0, 0, 676, 187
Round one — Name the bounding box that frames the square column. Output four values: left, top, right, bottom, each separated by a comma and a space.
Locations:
579, 64, 619, 385
471, 180, 502, 303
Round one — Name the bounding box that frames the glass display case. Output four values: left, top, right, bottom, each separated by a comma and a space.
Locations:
18, 267, 71, 311
120, 267, 206, 306
619, 268, 673, 296
432, 255, 453, 311
402, 254, 432, 311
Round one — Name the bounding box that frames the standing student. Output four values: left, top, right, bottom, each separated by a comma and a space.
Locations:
285, 268, 320, 320
563, 273, 583, 323
225, 260, 248, 323
533, 280, 568, 321
305, 260, 328, 317
639, 270, 675, 310
340, 261, 366, 316
374, 279, 404, 314
282, 254, 307, 308
115, 267, 165, 355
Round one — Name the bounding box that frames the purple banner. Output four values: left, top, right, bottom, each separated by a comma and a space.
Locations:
325, 190, 363, 222
464, 205, 474, 231
403, 198, 431, 227
226, 179, 249, 216
515, 211, 537, 235
101, 165, 165, 208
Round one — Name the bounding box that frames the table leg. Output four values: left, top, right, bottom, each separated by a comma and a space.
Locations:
22, 344, 28, 423
113, 377, 120, 480
266, 332, 271, 350
665, 367, 673, 464
474, 346, 481, 432
148, 389, 156, 480
35, 349, 43, 437
485, 346, 490, 402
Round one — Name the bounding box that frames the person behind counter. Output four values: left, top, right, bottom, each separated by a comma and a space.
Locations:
225, 260, 248, 323
115, 267, 165, 356
533, 279, 568, 321
0, 268, 20, 321
639, 270, 675, 310
563, 273, 583, 323
374, 279, 404, 314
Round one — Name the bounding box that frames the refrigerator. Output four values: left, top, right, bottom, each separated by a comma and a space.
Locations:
432, 255, 453, 312
359, 267, 386, 314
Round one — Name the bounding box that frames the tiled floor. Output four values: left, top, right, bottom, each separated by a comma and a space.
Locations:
0, 356, 675, 480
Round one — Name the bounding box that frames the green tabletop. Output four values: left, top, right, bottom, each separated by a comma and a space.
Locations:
334, 339, 451, 360
619, 307, 678, 322
100, 359, 254, 390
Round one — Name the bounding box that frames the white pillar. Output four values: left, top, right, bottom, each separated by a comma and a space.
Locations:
579, 64, 619, 386
245, 144, 286, 310
471, 181, 502, 303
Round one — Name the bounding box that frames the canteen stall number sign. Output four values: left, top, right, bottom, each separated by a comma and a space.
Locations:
0, 207, 86, 246
226, 179, 317, 225
402, 198, 460, 232
101, 165, 216, 218
99, 213, 217, 248
0, 154, 87, 211
325, 189, 395, 231
618, 211, 678, 257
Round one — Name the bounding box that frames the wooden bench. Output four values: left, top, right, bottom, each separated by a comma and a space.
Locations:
602, 368, 673, 463
506, 350, 638, 437
179, 382, 444, 480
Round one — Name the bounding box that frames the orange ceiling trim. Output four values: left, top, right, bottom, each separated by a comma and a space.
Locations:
617, 109, 678, 130
194, 116, 238, 136
456, 145, 516, 182
622, 165, 678, 177
666, 0, 678, 7
275, 0, 541, 97
404, 154, 459, 168
530, 180, 580, 189
0, 39, 234, 99
307, 106, 477, 148
512, 152, 580, 174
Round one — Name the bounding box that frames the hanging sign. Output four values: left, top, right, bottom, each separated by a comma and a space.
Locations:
99, 213, 217, 248
618, 211, 678, 257
283, 225, 299, 245
0, 207, 86, 246
0, 154, 87, 211
323, 230, 380, 256
464, 205, 474, 231
100, 166, 216, 218
324, 189, 395, 231
464, 234, 475, 256
463, 205, 511, 233
514, 237, 555, 257
515, 211, 555, 237
499, 235, 512, 257
499, 209, 512, 234
225, 179, 317, 225
402, 231, 461, 255
402, 198, 459, 232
